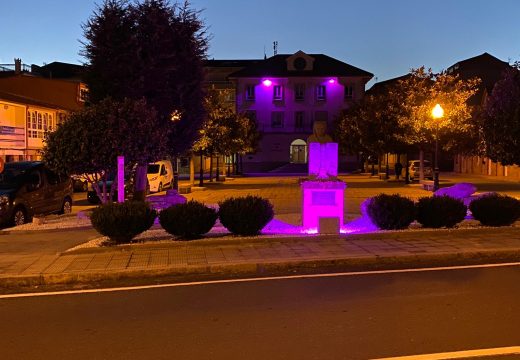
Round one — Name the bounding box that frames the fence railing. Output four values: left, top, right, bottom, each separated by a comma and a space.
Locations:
0, 64, 32, 72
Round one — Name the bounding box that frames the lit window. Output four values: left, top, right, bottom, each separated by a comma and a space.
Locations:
43, 113, 48, 131
316, 85, 326, 101
245, 85, 255, 101
32, 112, 36, 129
37, 113, 42, 130
344, 85, 354, 99
27, 112, 30, 128
273, 85, 283, 101
78, 85, 89, 102
271, 111, 284, 128
295, 84, 305, 101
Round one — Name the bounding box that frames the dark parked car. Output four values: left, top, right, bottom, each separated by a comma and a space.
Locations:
71, 174, 89, 192
408, 160, 434, 182
86, 172, 144, 204
0, 162, 73, 226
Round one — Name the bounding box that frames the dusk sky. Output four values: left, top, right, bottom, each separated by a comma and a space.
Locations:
2, 0, 519, 87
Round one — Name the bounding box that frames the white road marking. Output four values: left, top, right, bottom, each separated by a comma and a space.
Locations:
1, 261, 520, 299
372, 345, 520, 359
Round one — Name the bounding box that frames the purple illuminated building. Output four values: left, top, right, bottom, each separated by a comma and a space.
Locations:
227, 50, 373, 173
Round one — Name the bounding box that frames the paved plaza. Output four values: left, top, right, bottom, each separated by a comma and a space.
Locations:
182, 173, 520, 222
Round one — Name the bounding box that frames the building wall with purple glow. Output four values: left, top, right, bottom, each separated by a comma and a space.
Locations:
229, 51, 373, 173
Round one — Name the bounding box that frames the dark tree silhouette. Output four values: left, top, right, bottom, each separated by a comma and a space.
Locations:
82, 0, 208, 200
482, 66, 520, 165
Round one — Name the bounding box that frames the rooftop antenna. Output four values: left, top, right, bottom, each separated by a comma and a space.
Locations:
273, 41, 278, 56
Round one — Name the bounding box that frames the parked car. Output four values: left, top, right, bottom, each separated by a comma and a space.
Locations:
71, 174, 89, 192
72, 173, 103, 192
0, 161, 73, 226
87, 172, 131, 204
147, 160, 174, 193
87, 169, 152, 204
408, 160, 434, 181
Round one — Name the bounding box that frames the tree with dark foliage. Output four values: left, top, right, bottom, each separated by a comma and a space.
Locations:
481, 65, 520, 166
82, 0, 208, 200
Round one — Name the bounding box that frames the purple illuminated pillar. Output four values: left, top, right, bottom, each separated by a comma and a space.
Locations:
117, 155, 124, 203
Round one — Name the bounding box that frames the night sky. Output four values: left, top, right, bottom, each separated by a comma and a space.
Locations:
1, 0, 519, 86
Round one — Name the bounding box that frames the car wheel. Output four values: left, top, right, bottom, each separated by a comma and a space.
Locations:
60, 197, 73, 215
158, 183, 163, 193
12, 206, 27, 226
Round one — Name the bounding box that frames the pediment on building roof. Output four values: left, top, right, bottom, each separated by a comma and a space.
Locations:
286, 51, 315, 71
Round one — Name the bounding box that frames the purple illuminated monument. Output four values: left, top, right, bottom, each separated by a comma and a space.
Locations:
117, 155, 124, 203
302, 122, 346, 234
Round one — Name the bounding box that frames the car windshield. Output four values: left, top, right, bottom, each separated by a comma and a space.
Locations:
0, 167, 26, 189
147, 164, 160, 174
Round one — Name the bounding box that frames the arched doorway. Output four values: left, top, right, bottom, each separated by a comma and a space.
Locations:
290, 139, 307, 163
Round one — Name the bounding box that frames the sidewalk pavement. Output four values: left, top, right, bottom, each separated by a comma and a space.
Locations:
0, 226, 519, 290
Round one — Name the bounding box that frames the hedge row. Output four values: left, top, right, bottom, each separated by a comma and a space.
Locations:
367, 193, 520, 230
91, 195, 274, 243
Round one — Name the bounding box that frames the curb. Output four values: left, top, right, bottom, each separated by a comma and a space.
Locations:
1, 248, 519, 291
65, 226, 520, 255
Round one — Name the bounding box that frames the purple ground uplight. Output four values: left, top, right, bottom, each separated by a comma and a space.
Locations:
261, 216, 378, 236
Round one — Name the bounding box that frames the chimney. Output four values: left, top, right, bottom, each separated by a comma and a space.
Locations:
14, 58, 22, 74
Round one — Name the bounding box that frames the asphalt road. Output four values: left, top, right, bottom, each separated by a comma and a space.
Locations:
0, 265, 519, 360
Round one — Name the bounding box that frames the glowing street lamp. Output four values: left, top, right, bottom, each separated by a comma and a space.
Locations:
431, 104, 444, 191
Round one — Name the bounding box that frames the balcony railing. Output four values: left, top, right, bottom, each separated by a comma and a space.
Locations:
260, 124, 312, 133
0, 63, 32, 72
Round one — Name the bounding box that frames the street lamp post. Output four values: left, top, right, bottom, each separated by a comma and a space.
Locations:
431, 104, 444, 192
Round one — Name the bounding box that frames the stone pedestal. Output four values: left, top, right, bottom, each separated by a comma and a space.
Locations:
301, 180, 346, 233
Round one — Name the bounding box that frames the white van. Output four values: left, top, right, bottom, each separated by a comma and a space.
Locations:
147, 160, 174, 193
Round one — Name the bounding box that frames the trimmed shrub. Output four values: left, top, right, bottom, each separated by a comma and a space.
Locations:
469, 193, 520, 226
218, 196, 274, 236
366, 194, 415, 230
416, 195, 466, 228
90, 201, 156, 244
159, 201, 217, 239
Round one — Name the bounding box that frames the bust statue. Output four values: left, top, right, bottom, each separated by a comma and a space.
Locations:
307, 120, 333, 144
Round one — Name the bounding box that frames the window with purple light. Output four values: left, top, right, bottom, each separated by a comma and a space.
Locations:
316, 85, 326, 101
294, 84, 305, 101
273, 85, 283, 101
271, 111, 284, 128
295, 111, 304, 130
245, 84, 255, 101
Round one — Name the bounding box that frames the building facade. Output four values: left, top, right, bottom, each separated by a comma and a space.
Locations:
0, 60, 85, 162
228, 51, 373, 173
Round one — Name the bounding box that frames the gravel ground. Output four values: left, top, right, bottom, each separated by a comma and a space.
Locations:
2, 214, 91, 232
